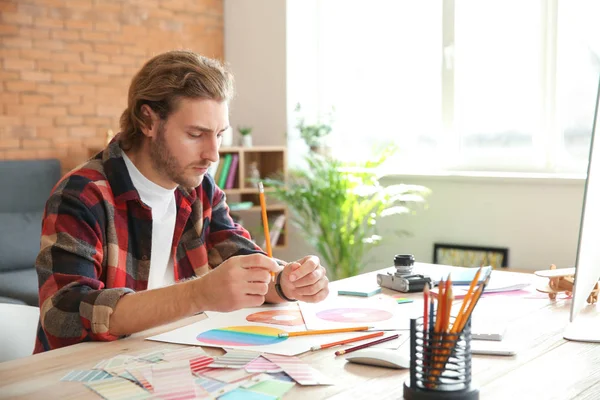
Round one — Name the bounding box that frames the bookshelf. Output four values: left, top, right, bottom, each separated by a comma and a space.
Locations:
213, 146, 288, 249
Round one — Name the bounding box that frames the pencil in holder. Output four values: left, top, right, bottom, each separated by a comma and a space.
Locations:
403, 317, 479, 400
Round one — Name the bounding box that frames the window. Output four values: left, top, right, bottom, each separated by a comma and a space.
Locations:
287, 0, 600, 174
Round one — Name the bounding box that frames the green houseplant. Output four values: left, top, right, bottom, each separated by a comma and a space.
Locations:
263, 142, 430, 281
238, 125, 253, 147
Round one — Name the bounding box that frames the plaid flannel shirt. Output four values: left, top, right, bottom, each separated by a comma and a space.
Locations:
34, 140, 263, 353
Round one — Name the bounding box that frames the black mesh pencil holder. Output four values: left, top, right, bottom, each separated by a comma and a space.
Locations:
403, 317, 479, 400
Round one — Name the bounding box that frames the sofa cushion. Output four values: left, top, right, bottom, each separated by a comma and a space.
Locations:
0, 268, 39, 306
0, 212, 43, 272
0, 159, 61, 213
0, 296, 27, 305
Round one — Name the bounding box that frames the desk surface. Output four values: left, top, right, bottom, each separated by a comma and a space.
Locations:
1, 265, 599, 400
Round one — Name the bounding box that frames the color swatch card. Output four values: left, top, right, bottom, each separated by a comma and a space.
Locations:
85, 377, 152, 400
151, 361, 205, 399
209, 349, 261, 369
244, 356, 283, 373
61, 369, 112, 382
263, 354, 333, 386
247, 378, 295, 398
299, 296, 416, 331
147, 304, 371, 356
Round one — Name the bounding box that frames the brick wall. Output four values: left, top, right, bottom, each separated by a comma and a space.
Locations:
0, 0, 224, 172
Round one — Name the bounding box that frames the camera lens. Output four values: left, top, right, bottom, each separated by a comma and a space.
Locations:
394, 254, 415, 267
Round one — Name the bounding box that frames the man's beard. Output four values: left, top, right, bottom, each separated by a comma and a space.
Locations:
149, 122, 201, 188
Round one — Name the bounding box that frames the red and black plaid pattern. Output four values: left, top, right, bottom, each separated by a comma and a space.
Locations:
34, 140, 262, 353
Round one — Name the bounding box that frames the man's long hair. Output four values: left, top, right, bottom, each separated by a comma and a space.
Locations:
119, 50, 234, 150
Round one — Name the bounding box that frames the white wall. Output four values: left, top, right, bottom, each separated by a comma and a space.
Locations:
224, 0, 287, 147
224, 1, 587, 273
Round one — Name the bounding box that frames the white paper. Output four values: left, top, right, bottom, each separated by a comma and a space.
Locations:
146, 304, 372, 356
299, 296, 418, 331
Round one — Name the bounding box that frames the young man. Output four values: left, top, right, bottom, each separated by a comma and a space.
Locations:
34, 50, 329, 353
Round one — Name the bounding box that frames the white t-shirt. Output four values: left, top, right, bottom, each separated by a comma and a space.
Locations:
122, 153, 177, 290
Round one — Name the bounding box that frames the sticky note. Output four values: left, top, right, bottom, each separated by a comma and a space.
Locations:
337, 287, 382, 297
396, 298, 414, 304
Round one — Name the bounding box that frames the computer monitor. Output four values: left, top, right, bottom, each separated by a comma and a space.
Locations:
564, 77, 600, 342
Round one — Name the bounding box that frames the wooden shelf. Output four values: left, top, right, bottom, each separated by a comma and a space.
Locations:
215, 146, 288, 249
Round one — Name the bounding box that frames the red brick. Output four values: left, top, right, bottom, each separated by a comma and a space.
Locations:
84, 117, 112, 126
0, 139, 22, 149
94, 43, 121, 54
81, 73, 110, 84
26, 117, 54, 127
1, 12, 33, 25
37, 60, 66, 72
34, 17, 64, 29
67, 62, 96, 73
66, 42, 93, 52
39, 106, 68, 117
97, 64, 123, 75
21, 94, 53, 105
65, 20, 93, 30
39, 127, 68, 139
22, 139, 52, 149
3, 59, 35, 71
0, 2, 18, 12
94, 21, 121, 32
19, 49, 52, 60
69, 104, 96, 115
52, 52, 81, 63
51, 30, 80, 41
82, 30, 112, 42
5, 104, 39, 115
96, 104, 122, 118
52, 73, 84, 83
69, 126, 96, 137
110, 54, 137, 66
0, 24, 19, 35
53, 95, 81, 105
3, 37, 32, 48
36, 83, 67, 95
55, 116, 83, 126
83, 52, 110, 63
10, 126, 36, 138
21, 71, 52, 82
19, 27, 50, 39
4, 81, 36, 92
67, 84, 95, 96
3, 150, 39, 160
34, 39, 64, 50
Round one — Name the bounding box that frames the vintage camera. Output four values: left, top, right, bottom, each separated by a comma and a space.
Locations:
377, 254, 431, 293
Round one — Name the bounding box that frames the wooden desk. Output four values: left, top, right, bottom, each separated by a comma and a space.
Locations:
1, 265, 599, 399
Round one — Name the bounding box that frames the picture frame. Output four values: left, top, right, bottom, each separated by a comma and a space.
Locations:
433, 243, 509, 269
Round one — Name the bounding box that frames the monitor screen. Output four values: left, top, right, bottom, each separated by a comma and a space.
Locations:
565, 77, 600, 342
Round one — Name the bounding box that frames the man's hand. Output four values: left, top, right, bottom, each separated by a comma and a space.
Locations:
193, 254, 280, 312
279, 255, 329, 303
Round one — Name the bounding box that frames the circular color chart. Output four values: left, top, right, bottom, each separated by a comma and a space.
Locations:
246, 310, 305, 326
316, 308, 393, 323
196, 325, 287, 347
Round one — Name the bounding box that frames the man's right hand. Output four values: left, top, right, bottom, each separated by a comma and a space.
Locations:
192, 253, 280, 312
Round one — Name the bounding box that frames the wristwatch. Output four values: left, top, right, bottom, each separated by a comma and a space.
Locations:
275, 271, 297, 302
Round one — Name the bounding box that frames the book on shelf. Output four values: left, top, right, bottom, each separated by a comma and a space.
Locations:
261, 214, 286, 249
213, 159, 224, 184
225, 153, 239, 189
217, 153, 233, 188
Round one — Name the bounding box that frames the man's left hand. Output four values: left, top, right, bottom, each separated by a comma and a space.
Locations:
279, 255, 329, 303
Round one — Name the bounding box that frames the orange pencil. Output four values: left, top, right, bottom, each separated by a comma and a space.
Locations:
311, 331, 384, 351
451, 267, 481, 333
278, 326, 371, 338
258, 182, 275, 282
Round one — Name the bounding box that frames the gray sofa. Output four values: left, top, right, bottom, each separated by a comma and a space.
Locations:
0, 159, 61, 305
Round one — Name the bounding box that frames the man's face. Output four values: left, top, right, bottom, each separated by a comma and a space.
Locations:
149, 98, 228, 189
